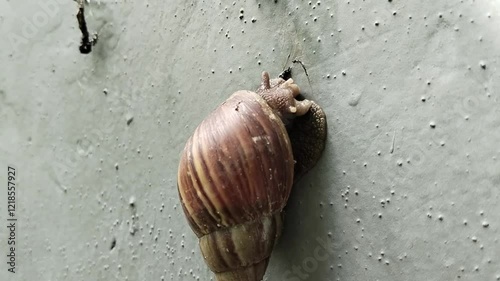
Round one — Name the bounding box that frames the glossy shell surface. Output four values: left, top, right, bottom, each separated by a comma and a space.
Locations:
178, 90, 294, 237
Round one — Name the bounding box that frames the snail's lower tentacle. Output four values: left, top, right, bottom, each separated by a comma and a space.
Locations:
294, 99, 313, 116
280, 79, 300, 97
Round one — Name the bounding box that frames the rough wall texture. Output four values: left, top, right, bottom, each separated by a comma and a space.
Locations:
1, 0, 499, 280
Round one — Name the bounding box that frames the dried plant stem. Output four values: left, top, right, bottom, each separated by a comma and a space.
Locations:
77, 0, 98, 54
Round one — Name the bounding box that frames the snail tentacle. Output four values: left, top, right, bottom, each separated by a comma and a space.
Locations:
261, 71, 271, 89
294, 99, 313, 116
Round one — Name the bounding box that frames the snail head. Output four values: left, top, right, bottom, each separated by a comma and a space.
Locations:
256, 71, 312, 124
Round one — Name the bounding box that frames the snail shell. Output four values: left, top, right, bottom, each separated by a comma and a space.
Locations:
177, 71, 326, 281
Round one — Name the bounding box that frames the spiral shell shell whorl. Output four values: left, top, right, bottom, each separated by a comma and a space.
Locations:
177, 87, 295, 280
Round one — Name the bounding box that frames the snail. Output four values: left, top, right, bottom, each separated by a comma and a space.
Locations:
177, 71, 327, 281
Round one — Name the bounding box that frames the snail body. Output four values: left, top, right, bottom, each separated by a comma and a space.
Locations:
177, 72, 326, 281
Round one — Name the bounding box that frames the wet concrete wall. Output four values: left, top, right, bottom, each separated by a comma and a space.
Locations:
1, 0, 499, 280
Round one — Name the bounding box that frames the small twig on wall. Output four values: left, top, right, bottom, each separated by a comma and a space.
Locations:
279, 67, 292, 81
77, 0, 98, 54
282, 53, 291, 73
292, 59, 313, 92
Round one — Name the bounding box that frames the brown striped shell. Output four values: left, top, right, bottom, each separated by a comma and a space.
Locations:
177, 71, 327, 281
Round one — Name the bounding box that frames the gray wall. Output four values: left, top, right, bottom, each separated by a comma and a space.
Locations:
1, 0, 499, 280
